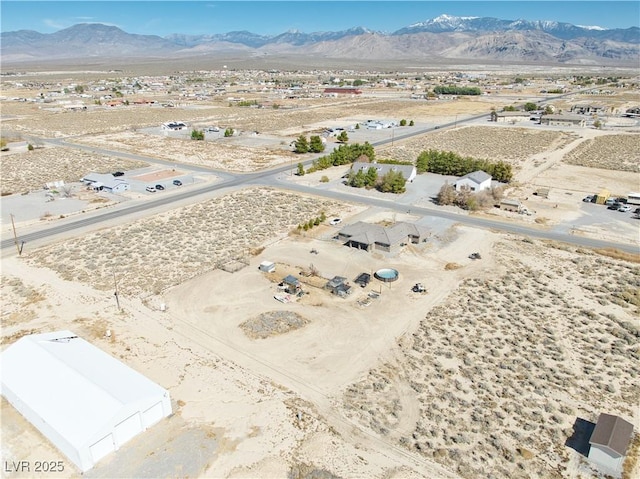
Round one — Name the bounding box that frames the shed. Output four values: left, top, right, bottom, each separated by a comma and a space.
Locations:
588, 413, 634, 477
259, 261, 275, 273
325, 276, 352, 296
282, 275, 301, 294
1, 331, 172, 472
500, 199, 522, 212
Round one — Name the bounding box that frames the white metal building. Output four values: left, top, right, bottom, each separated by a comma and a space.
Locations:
1, 331, 172, 472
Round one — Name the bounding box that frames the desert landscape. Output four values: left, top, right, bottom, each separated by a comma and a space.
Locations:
1, 61, 639, 479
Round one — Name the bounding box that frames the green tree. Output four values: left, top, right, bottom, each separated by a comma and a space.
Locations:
409, 120, 415, 126
191, 129, 205, 140
309, 135, 325, 153
544, 105, 554, 115
416, 151, 429, 173
377, 170, 406, 193
297, 163, 305, 176
364, 167, 378, 187
224, 128, 234, 137
74, 85, 85, 94
503, 105, 517, 112
524, 102, 537, 111
399, 119, 407, 126
348, 169, 366, 188
337, 130, 349, 143
355, 123, 360, 129
294, 135, 309, 153
27, 143, 34, 151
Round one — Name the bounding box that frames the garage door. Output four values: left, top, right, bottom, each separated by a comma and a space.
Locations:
143, 402, 164, 427
90, 434, 115, 463
114, 413, 142, 447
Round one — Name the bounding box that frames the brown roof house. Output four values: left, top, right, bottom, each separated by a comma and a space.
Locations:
588, 413, 634, 477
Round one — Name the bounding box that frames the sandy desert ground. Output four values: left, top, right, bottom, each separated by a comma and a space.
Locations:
1, 79, 639, 479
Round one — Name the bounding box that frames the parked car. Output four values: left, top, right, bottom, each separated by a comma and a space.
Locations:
329, 218, 342, 225
145, 186, 156, 193
618, 205, 632, 212
206, 126, 220, 132
112, 171, 125, 177
172, 179, 182, 186
605, 198, 616, 206
582, 195, 594, 202
155, 184, 165, 190
608, 202, 621, 210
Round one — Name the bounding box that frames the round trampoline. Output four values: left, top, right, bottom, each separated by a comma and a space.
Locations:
374, 268, 399, 283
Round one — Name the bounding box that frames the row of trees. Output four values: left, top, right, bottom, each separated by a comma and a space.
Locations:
433, 86, 482, 96
306, 142, 375, 174
416, 149, 513, 183
294, 135, 325, 154
347, 167, 406, 194
297, 211, 326, 231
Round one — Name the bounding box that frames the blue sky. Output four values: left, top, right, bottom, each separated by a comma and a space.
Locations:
1, 1, 638, 36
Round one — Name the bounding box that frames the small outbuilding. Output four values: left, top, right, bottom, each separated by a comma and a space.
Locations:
325, 276, 352, 297
282, 275, 301, 294
259, 261, 276, 273
1, 331, 172, 472
500, 198, 522, 212
588, 413, 634, 477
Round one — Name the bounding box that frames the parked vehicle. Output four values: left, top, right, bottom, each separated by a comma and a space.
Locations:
618, 205, 632, 212
582, 195, 594, 202
469, 252, 482, 260
112, 171, 125, 177
608, 202, 621, 210
412, 283, 426, 293
145, 186, 156, 193
605, 198, 616, 206
155, 184, 165, 190
172, 179, 183, 186
329, 218, 342, 225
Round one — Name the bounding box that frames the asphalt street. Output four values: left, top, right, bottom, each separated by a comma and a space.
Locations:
2, 101, 637, 255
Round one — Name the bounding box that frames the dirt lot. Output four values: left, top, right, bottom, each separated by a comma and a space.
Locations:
2, 203, 638, 478
2, 79, 640, 479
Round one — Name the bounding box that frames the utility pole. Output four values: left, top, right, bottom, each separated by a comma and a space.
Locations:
113, 271, 121, 310
10, 214, 21, 256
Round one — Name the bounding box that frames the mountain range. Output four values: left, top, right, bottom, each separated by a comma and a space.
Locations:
2, 15, 639, 66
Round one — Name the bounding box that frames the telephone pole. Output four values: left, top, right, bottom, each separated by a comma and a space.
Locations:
113, 271, 121, 310
10, 214, 22, 256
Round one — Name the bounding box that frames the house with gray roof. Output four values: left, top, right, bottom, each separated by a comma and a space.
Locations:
337, 221, 429, 253
588, 413, 634, 477
350, 161, 416, 183
540, 114, 586, 127
454, 170, 492, 192
81, 173, 130, 194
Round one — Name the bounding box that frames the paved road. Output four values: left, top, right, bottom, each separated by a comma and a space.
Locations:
3, 105, 637, 254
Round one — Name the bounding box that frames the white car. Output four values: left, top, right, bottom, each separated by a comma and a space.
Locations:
618, 205, 631, 212
145, 186, 156, 193
329, 218, 342, 225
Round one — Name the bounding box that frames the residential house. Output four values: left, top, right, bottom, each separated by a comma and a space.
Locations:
81, 173, 130, 194
455, 170, 492, 192
588, 413, 634, 478
337, 221, 430, 253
